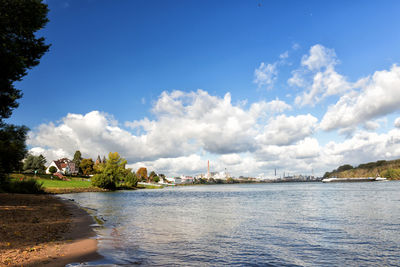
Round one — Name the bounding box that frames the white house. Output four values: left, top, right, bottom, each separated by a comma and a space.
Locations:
46, 158, 78, 175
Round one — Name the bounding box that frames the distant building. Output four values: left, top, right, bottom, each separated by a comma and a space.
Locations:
46, 158, 78, 175
180, 175, 194, 184
165, 177, 182, 184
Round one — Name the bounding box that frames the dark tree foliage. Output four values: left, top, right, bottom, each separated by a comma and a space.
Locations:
358, 160, 387, 169
0, 0, 50, 190
0, 0, 50, 121
73, 150, 82, 173
49, 165, 57, 174
0, 125, 28, 184
23, 154, 46, 173
336, 164, 353, 172
323, 171, 331, 178
80, 158, 94, 176
125, 171, 138, 187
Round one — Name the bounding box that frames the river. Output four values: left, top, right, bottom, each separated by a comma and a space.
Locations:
62, 182, 400, 266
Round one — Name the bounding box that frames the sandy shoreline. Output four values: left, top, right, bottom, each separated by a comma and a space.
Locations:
0, 193, 102, 266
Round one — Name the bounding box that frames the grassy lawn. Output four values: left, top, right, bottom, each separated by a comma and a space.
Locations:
37, 178, 92, 188
10, 173, 93, 189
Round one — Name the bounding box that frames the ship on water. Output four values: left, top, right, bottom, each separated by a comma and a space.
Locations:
322, 177, 387, 183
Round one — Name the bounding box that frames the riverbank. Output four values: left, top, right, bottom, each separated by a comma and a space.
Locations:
0, 193, 101, 266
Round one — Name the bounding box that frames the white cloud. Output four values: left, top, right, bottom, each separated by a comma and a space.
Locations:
249, 98, 292, 116
128, 154, 207, 177
29, 91, 294, 165
253, 62, 277, 89
219, 153, 242, 166
288, 70, 306, 87
279, 51, 289, 59
27, 89, 323, 176
320, 64, 400, 130
301, 44, 338, 71
295, 66, 350, 106
292, 43, 300, 50
363, 120, 380, 131
394, 117, 400, 128
256, 114, 318, 146
290, 44, 351, 106
321, 129, 400, 167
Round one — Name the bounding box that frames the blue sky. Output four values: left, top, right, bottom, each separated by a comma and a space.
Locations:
10, 0, 400, 177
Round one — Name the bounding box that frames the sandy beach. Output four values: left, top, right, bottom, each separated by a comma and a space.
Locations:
0, 193, 102, 266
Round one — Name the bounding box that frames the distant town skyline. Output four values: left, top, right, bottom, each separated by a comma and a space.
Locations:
9, 0, 400, 177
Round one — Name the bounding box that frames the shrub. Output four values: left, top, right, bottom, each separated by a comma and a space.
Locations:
125, 172, 138, 187
152, 176, 160, 183
49, 166, 57, 174
382, 168, 400, 179
226, 177, 234, 184
91, 173, 116, 190
337, 164, 353, 172
6, 179, 44, 194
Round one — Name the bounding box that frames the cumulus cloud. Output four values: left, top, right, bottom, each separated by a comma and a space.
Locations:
395, 117, 400, 128
219, 153, 242, 166
295, 66, 350, 106
256, 114, 318, 145
253, 62, 277, 89
301, 44, 338, 71
363, 120, 380, 131
27, 110, 185, 163
321, 129, 400, 166
128, 154, 208, 176
28, 91, 296, 166
249, 98, 292, 116
288, 70, 306, 87
290, 44, 351, 106
320, 65, 400, 130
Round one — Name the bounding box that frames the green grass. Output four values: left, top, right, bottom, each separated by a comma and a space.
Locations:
137, 184, 164, 189
10, 173, 93, 189
37, 178, 92, 188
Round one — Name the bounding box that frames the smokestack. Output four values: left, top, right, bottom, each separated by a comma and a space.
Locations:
207, 160, 210, 178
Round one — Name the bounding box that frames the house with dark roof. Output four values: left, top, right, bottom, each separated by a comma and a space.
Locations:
46, 158, 79, 175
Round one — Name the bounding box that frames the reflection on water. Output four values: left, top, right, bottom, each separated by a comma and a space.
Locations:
62, 182, 400, 266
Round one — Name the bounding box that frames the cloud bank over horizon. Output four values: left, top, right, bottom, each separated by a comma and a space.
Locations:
27, 44, 400, 177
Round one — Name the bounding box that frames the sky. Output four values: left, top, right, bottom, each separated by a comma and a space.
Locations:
8, 0, 400, 177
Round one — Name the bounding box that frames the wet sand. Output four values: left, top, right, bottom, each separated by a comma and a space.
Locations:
0, 193, 102, 266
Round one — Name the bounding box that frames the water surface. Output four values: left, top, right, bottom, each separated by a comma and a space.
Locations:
62, 182, 400, 266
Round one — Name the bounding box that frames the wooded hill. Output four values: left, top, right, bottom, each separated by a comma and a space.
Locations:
324, 159, 400, 179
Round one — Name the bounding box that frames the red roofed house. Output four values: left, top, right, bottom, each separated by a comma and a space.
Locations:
46, 158, 79, 175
